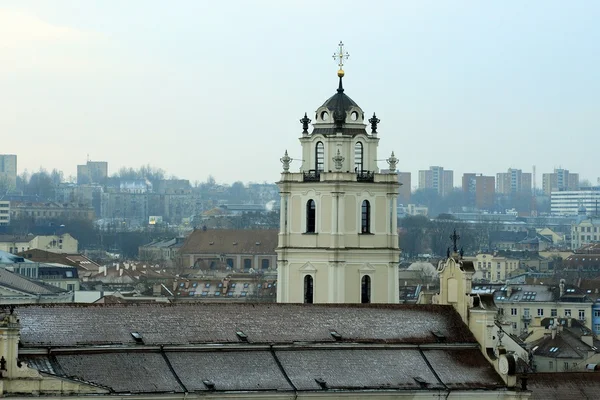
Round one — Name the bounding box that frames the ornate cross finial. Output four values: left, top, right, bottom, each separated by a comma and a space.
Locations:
332, 41, 349, 77
450, 229, 460, 253
300, 112, 311, 134
368, 113, 380, 133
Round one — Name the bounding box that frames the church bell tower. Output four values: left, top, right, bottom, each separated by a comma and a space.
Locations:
276, 42, 400, 304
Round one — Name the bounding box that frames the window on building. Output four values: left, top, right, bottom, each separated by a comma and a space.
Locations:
551, 309, 557, 317
563, 362, 569, 371
594, 310, 600, 318
304, 275, 314, 304
243, 259, 252, 270
537, 308, 544, 316
511, 308, 517, 316
564, 309, 572, 317
315, 142, 324, 172
361, 275, 371, 304
549, 361, 553, 370
261, 259, 269, 270
354, 142, 363, 172
361, 200, 371, 233
67, 284, 75, 291
226, 258, 234, 268
498, 308, 504, 315
595, 324, 600, 332
306, 200, 316, 233
512, 322, 517, 330
579, 310, 586, 320
524, 308, 530, 317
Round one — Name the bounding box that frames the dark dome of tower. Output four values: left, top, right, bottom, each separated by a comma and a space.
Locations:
320, 89, 359, 114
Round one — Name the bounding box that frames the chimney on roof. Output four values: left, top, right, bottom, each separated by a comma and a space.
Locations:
116, 264, 120, 271
567, 317, 572, 328
120, 268, 123, 277
551, 323, 557, 340
506, 286, 513, 298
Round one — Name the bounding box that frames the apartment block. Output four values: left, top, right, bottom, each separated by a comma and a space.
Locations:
542, 168, 579, 195
462, 173, 495, 210
496, 169, 532, 195
77, 160, 108, 185
0, 154, 17, 189
418, 166, 453, 196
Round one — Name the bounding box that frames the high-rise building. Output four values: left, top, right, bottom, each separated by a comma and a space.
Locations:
276, 61, 400, 304
462, 173, 495, 210
542, 168, 579, 195
77, 161, 108, 185
496, 169, 532, 195
418, 166, 453, 196
0, 154, 17, 189
381, 170, 411, 205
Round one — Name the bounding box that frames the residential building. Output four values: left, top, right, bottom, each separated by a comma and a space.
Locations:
9, 201, 95, 221
529, 317, 600, 372
551, 188, 600, 216
465, 253, 521, 282
0, 233, 78, 254
494, 282, 593, 335
398, 203, 428, 217
542, 168, 579, 195
16, 248, 99, 273
55, 183, 103, 216
276, 68, 400, 304
0, 302, 529, 398
462, 173, 495, 209
0, 268, 73, 304
382, 170, 411, 204
179, 229, 278, 271
496, 169, 532, 195
419, 166, 453, 196
571, 218, 600, 249
138, 237, 185, 262
77, 160, 108, 185
0, 200, 9, 226
0, 154, 17, 189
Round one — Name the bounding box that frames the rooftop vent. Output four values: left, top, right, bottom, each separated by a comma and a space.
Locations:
233, 242, 238, 245
255, 242, 261, 245
131, 332, 144, 344
209, 242, 214, 245
330, 331, 342, 341
315, 378, 328, 390
413, 376, 429, 388
431, 330, 446, 342
236, 331, 248, 342
202, 380, 216, 390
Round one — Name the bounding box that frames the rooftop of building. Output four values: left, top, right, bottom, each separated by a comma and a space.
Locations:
11, 303, 508, 395
0, 268, 67, 295
179, 228, 278, 255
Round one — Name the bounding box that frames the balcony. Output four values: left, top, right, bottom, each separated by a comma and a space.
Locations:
302, 170, 321, 182
356, 170, 374, 182
522, 315, 532, 321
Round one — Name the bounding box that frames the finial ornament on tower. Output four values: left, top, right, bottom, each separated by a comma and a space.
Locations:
280, 150, 292, 172
450, 229, 460, 253
300, 112, 311, 134
386, 151, 398, 172
332, 41, 350, 78
369, 113, 380, 133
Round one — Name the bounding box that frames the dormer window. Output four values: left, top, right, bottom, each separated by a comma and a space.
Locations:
354, 142, 363, 172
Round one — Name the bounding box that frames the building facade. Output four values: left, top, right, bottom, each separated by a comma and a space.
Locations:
0, 154, 17, 189
276, 66, 400, 304
465, 253, 521, 282
418, 166, 453, 196
552, 188, 600, 216
463, 173, 495, 209
497, 169, 532, 195
77, 160, 108, 185
0, 200, 9, 226
542, 168, 579, 195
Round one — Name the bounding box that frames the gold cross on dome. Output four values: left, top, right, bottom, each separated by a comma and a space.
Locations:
332, 41, 349, 71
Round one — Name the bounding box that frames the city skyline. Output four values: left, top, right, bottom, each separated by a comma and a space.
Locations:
1, 1, 599, 184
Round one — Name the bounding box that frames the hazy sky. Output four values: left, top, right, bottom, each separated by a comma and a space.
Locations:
1, 1, 599, 188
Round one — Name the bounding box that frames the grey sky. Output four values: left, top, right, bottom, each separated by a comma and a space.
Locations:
1, 1, 598, 188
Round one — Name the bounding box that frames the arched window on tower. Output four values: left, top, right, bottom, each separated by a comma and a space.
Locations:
306, 199, 316, 233
304, 275, 314, 304
315, 142, 324, 171
361, 275, 371, 304
361, 200, 371, 233
354, 142, 363, 172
